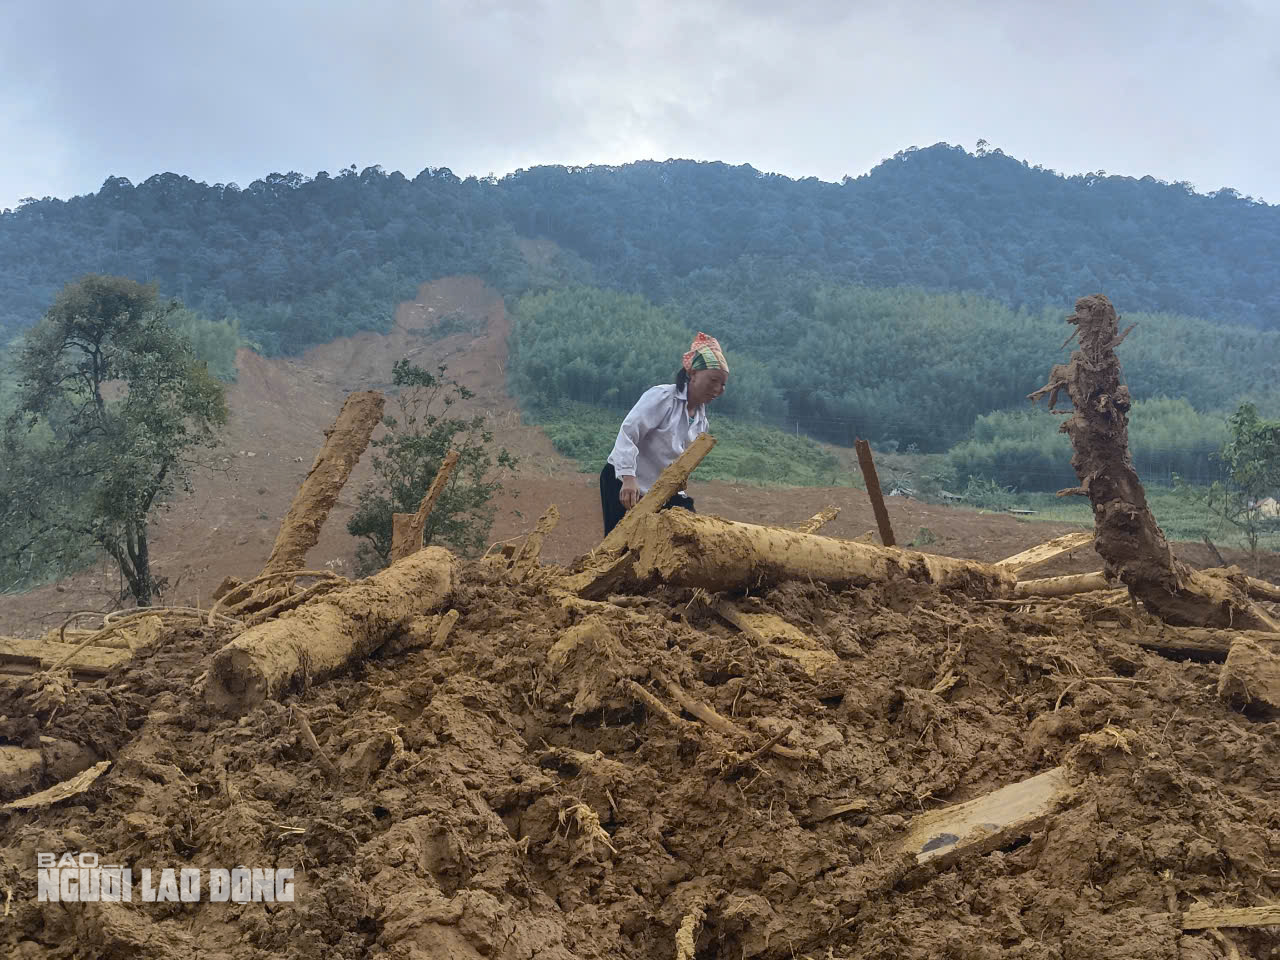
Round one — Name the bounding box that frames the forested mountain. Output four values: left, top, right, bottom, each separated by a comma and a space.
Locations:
2, 143, 1277, 356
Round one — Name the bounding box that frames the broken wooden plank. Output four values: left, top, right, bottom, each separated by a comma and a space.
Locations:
3, 760, 111, 811
793, 507, 839, 535
0, 636, 131, 677
261, 390, 385, 578
996, 531, 1095, 576
898, 767, 1072, 869
1218, 637, 1280, 711
1182, 905, 1280, 930
597, 433, 716, 555
855, 438, 895, 547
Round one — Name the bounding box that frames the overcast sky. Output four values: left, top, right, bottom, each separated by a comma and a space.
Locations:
2, 0, 1278, 208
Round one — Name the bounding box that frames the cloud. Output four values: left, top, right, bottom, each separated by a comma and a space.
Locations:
0, 0, 1277, 206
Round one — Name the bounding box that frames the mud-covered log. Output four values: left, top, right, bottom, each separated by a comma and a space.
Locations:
1030, 295, 1275, 632
1014, 571, 1112, 598
511, 503, 560, 571
260, 390, 385, 578
207, 547, 455, 715
629, 511, 1017, 597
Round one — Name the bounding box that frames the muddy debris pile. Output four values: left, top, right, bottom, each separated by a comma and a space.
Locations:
1, 516, 1278, 960
2, 329, 1278, 960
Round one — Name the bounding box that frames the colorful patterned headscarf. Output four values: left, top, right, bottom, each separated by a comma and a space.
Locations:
682, 332, 728, 374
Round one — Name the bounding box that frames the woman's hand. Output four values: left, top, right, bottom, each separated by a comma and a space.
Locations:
619, 475, 641, 510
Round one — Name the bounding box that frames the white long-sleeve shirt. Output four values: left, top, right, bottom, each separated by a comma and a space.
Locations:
607, 383, 709, 496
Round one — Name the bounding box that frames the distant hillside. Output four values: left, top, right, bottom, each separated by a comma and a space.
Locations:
2, 143, 1277, 354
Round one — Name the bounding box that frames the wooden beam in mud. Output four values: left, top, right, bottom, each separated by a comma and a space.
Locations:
1181, 905, 1280, 930
897, 767, 1072, 870
1014, 571, 1113, 598
793, 507, 840, 535
996, 531, 1095, 576
855, 438, 895, 547
0, 636, 131, 677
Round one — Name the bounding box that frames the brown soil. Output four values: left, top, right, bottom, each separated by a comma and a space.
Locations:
2, 274, 1278, 958
2, 558, 1278, 959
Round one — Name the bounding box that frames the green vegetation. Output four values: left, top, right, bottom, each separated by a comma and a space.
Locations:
1176, 402, 1280, 566
1, 144, 1276, 558
509, 283, 1277, 472
944, 398, 1230, 492
533, 402, 844, 487
346, 360, 517, 573
4, 144, 1279, 358
977, 487, 1256, 548
2, 276, 228, 602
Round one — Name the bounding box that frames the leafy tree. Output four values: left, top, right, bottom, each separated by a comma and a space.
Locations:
3, 276, 228, 604
346, 359, 517, 573
1182, 402, 1280, 568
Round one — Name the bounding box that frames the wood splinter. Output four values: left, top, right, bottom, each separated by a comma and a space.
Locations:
291, 706, 340, 784
651, 668, 806, 760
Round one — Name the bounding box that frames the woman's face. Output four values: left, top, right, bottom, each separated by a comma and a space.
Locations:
689, 369, 727, 407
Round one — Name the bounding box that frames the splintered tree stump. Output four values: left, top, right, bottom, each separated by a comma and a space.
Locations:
207, 547, 455, 715
1030, 295, 1276, 632
260, 390, 385, 578
628, 511, 1017, 597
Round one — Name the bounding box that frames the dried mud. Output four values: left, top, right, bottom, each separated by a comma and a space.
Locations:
3, 560, 1279, 960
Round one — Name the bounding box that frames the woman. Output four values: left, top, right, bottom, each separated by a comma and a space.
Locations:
599, 332, 729, 535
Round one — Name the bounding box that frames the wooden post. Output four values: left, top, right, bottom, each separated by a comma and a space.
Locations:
855, 438, 895, 547
391, 448, 461, 564
260, 391, 385, 578
390, 512, 415, 561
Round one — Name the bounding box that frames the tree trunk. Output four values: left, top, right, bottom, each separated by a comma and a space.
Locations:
206, 546, 455, 715
259, 390, 384, 578
627, 511, 1017, 597
1030, 295, 1276, 632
